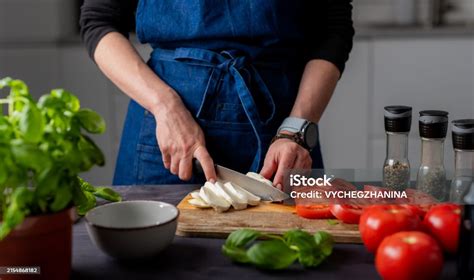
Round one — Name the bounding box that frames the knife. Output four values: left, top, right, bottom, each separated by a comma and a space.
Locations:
193, 160, 289, 202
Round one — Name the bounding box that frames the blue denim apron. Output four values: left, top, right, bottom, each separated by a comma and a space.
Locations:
113, 0, 323, 185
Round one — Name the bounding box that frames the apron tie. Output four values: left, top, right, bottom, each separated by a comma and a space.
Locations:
151, 47, 276, 171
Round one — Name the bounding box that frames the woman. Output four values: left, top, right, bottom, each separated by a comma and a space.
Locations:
80, 0, 354, 188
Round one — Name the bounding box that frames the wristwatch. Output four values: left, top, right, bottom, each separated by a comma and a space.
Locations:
272, 117, 318, 151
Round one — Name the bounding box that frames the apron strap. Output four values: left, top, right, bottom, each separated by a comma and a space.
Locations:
151, 47, 276, 171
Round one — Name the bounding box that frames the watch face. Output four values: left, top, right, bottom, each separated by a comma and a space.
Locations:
303, 123, 318, 149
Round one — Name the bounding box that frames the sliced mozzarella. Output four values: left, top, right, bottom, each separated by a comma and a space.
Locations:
201, 183, 231, 212
212, 182, 233, 204
246, 172, 273, 187
219, 182, 247, 210
232, 183, 261, 206
188, 197, 211, 208
190, 190, 201, 199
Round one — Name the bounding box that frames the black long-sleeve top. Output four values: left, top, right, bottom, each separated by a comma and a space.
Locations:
80, 0, 354, 74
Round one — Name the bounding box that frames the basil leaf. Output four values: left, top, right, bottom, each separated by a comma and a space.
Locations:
50, 89, 80, 112
78, 135, 105, 168
19, 103, 44, 143
314, 231, 334, 257
222, 246, 250, 264
224, 229, 261, 248
0, 187, 33, 239
78, 177, 95, 192
76, 190, 96, 216
36, 169, 60, 197
284, 229, 324, 267
93, 187, 122, 202
50, 184, 72, 212
11, 141, 51, 173
76, 109, 105, 134
247, 239, 298, 270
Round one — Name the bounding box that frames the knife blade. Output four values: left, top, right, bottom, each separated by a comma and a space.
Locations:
193, 159, 289, 201
215, 165, 289, 202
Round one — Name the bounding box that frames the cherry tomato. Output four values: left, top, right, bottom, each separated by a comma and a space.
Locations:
359, 205, 420, 253
376, 231, 444, 280
423, 203, 461, 254
296, 204, 334, 219
400, 204, 429, 219
329, 204, 364, 224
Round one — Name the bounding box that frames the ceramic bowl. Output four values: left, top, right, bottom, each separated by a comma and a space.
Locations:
85, 200, 179, 259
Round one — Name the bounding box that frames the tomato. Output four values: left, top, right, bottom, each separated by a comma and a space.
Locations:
423, 203, 461, 254
400, 204, 429, 219
296, 204, 334, 219
359, 205, 420, 253
329, 204, 364, 224
376, 231, 444, 280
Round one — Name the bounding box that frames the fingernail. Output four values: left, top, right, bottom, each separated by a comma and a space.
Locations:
209, 178, 216, 183
276, 184, 282, 190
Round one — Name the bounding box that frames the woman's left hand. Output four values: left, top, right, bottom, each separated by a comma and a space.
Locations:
260, 138, 312, 190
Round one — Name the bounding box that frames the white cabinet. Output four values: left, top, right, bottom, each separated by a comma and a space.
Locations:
319, 40, 371, 169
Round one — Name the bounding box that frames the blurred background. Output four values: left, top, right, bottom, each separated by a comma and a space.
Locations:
0, 0, 473, 185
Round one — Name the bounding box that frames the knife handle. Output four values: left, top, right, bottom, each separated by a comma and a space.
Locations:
192, 158, 204, 176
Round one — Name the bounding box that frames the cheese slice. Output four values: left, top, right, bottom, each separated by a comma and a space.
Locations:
231, 182, 261, 206
200, 183, 231, 212
188, 197, 211, 208
246, 172, 274, 187
220, 182, 248, 210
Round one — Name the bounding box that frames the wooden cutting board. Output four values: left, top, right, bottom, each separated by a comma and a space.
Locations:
176, 194, 362, 243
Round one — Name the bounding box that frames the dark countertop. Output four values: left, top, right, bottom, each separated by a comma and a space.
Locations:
71, 185, 457, 280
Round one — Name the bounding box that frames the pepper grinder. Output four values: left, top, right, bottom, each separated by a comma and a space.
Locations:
454, 119, 474, 280
383, 106, 412, 191
416, 110, 448, 200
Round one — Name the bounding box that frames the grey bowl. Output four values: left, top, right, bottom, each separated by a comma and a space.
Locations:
85, 200, 179, 259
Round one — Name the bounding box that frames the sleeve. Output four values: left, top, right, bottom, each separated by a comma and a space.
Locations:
79, 0, 138, 60
306, 0, 355, 75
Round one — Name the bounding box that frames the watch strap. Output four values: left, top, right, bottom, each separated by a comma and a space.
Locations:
278, 117, 307, 134
271, 133, 310, 150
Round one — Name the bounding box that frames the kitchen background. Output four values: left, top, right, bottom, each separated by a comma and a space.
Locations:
0, 0, 473, 185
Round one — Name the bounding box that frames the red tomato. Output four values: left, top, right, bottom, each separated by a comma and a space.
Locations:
296, 204, 334, 219
400, 204, 429, 219
376, 231, 444, 280
423, 203, 461, 254
329, 204, 364, 224
359, 205, 420, 253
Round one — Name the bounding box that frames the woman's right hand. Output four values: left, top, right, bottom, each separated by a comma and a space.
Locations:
152, 92, 216, 182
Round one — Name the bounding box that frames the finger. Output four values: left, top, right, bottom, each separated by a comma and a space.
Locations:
260, 150, 277, 180
170, 157, 180, 175
273, 153, 297, 187
178, 156, 193, 181
161, 151, 171, 169
194, 146, 216, 182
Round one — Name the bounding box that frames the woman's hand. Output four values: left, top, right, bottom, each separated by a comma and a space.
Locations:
152, 94, 216, 182
260, 137, 312, 190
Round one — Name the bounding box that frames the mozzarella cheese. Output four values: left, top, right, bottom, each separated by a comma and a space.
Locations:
246, 172, 274, 187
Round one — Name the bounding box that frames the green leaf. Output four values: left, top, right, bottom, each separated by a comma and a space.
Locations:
0, 187, 33, 240
93, 187, 122, 202
78, 177, 95, 192
50, 89, 80, 112
50, 184, 72, 212
18, 103, 44, 143
11, 140, 51, 173
314, 231, 334, 257
0, 77, 13, 89
36, 169, 60, 197
284, 229, 322, 267
327, 219, 339, 226
246, 239, 298, 270
224, 229, 261, 248
78, 135, 105, 169
76, 109, 105, 134
222, 246, 250, 264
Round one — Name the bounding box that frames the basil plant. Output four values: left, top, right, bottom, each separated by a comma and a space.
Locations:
0, 78, 121, 239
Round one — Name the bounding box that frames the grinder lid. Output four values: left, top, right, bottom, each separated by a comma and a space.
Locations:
452, 119, 474, 150
384, 106, 412, 133
419, 110, 448, 139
